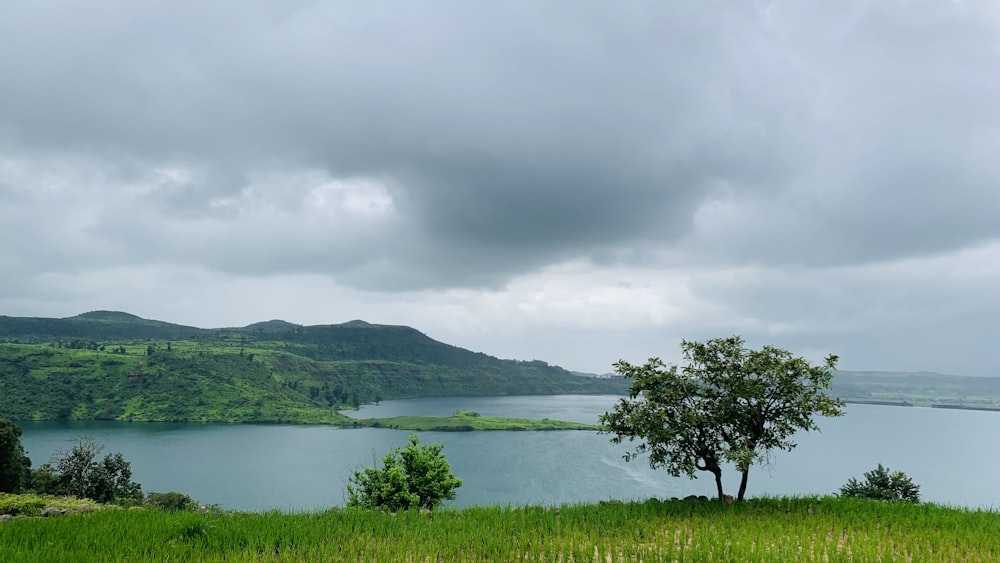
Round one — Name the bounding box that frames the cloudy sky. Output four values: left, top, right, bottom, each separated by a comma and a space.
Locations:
1, 1, 998, 376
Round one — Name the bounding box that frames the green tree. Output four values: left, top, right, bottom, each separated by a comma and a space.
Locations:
48, 436, 142, 503
599, 358, 729, 500
347, 434, 462, 511
54, 436, 102, 497
685, 336, 844, 500
0, 418, 32, 493
840, 464, 920, 502
601, 336, 843, 501
29, 464, 62, 495
84, 451, 143, 504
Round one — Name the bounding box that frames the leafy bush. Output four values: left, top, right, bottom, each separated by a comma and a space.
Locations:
146, 491, 199, 512
28, 464, 62, 495
840, 464, 920, 502
347, 434, 462, 511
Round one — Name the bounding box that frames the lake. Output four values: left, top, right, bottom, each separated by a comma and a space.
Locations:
15, 396, 1000, 511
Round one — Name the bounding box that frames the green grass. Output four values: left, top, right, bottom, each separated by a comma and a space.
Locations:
1, 497, 997, 561
354, 411, 599, 431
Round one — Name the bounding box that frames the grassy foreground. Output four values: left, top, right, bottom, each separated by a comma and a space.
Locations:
2, 497, 999, 562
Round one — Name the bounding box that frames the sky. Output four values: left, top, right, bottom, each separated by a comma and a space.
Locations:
1, 1, 998, 376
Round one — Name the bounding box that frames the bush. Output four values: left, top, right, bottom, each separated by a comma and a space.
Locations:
347, 434, 462, 512
146, 491, 199, 512
36, 436, 143, 504
840, 464, 920, 502
28, 464, 62, 495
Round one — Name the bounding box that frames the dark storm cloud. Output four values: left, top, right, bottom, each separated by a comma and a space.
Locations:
1, 0, 998, 290
0, 1, 790, 286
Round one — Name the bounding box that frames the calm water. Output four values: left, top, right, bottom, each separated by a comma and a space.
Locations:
16, 396, 1000, 511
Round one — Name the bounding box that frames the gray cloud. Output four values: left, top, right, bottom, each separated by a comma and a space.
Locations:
1, 1, 998, 374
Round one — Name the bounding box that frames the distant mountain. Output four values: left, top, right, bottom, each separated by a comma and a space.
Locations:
832, 369, 1000, 410
0, 311, 627, 423
240, 319, 303, 332
0, 311, 209, 341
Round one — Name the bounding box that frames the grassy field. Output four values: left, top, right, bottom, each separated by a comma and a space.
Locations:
2, 496, 998, 562
353, 410, 599, 431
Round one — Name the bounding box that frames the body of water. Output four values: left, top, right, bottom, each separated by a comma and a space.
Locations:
16, 396, 1000, 511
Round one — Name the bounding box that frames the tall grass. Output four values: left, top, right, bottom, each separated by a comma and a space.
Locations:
2, 497, 998, 561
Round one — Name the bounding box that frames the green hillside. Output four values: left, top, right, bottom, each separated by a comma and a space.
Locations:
0, 312, 626, 423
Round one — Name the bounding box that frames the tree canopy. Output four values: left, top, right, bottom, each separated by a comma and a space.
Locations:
0, 418, 32, 493
600, 336, 843, 500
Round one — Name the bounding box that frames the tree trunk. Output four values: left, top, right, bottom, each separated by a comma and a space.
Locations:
713, 468, 725, 501
737, 469, 749, 500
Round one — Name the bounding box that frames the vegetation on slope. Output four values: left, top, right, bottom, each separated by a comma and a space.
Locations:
0, 312, 626, 424
1, 497, 997, 561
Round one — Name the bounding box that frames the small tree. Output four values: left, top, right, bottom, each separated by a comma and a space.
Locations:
54, 436, 103, 498
686, 337, 844, 500
601, 336, 843, 500
84, 451, 143, 504
0, 418, 32, 493
840, 464, 920, 502
347, 434, 462, 511
48, 436, 142, 504
599, 358, 728, 500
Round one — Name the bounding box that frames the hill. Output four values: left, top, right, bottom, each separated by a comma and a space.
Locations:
0, 312, 626, 423
832, 369, 1000, 410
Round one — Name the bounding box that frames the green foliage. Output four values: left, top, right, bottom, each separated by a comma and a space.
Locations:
840, 464, 921, 502
600, 357, 729, 498
601, 336, 844, 500
347, 434, 462, 511
43, 436, 143, 504
356, 414, 597, 431
1, 497, 999, 561
0, 493, 106, 516
0, 418, 31, 493
84, 452, 143, 505
0, 313, 626, 424
28, 465, 61, 496
146, 491, 200, 511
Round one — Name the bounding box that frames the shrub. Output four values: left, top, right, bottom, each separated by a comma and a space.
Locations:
36, 436, 143, 504
0, 494, 46, 516
347, 434, 462, 512
146, 491, 199, 512
840, 464, 920, 502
